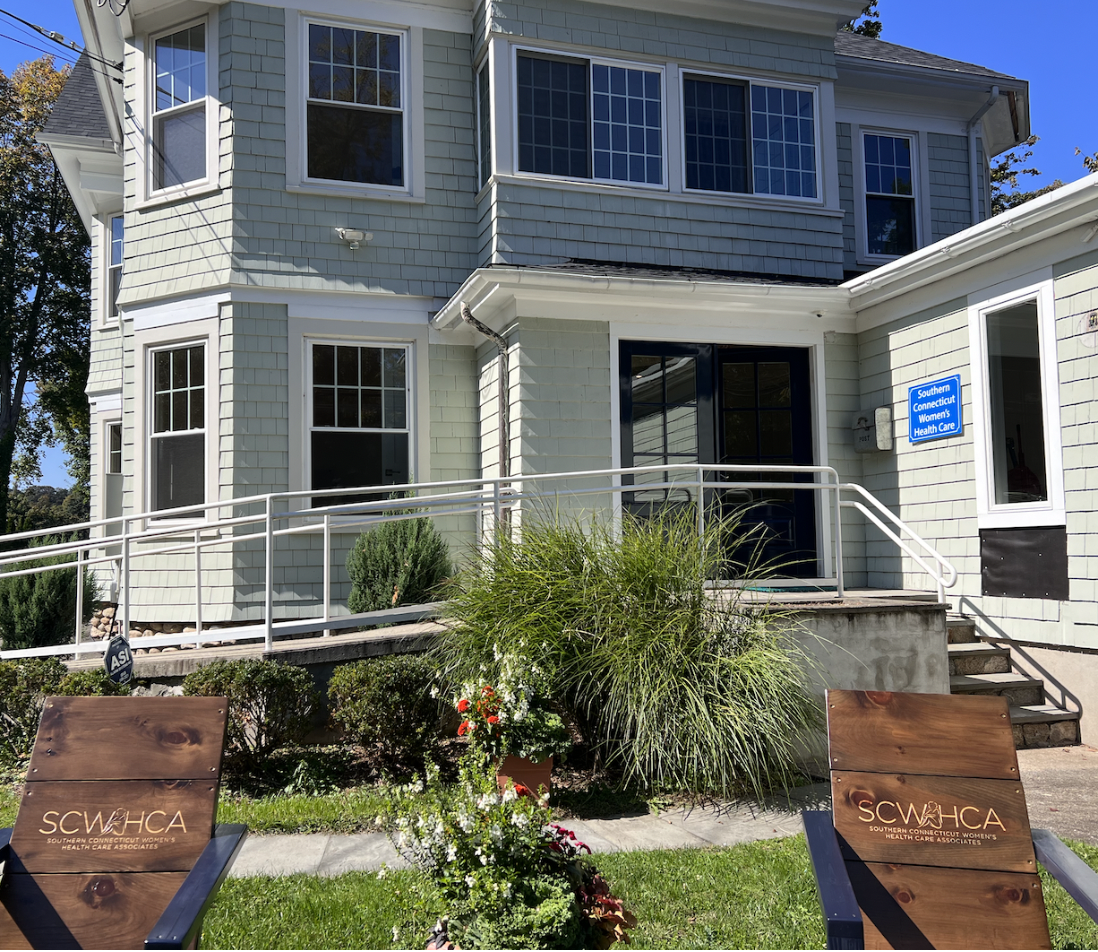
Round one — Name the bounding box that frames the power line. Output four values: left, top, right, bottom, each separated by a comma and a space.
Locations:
0, 31, 78, 64
0, 8, 121, 71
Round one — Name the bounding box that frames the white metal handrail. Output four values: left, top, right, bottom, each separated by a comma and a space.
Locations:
0, 464, 956, 660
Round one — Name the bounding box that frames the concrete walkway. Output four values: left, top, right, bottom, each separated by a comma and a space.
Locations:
229, 745, 1098, 879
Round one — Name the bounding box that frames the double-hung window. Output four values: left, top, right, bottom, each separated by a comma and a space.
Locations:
306, 23, 405, 187
864, 133, 915, 256
107, 216, 123, 320
683, 74, 818, 199
152, 23, 208, 191
309, 342, 411, 505
150, 344, 205, 514
516, 51, 665, 187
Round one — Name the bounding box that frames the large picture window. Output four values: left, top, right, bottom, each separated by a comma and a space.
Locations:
683, 74, 818, 199
516, 51, 664, 187
306, 23, 404, 187
150, 344, 205, 514
151, 23, 208, 191
309, 342, 410, 504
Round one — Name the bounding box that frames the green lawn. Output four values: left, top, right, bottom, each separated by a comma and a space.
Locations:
201, 836, 1098, 950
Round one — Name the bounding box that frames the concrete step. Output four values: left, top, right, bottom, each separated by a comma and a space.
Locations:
1010, 704, 1081, 749
947, 614, 978, 644
948, 642, 1011, 676
949, 672, 1044, 707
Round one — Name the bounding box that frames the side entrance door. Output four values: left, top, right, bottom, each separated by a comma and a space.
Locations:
619, 341, 818, 577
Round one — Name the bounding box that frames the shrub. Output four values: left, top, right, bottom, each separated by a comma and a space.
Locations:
0, 536, 98, 651
346, 514, 452, 614
0, 657, 67, 765
56, 668, 131, 697
437, 510, 821, 799
182, 659, 318, 763
328, 654, 444, 765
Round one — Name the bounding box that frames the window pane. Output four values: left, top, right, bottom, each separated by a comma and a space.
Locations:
307, 103, 403, 186
172, 349, 188, 389
337, 346, 359, 385
866, 195, 915, 256
724, 411, 758, 459
760, 409, 793, 457
190, 388, 204, 430
517, 54, 589, 178
384, 390, 406, 429
684, 76, 747, 193
664, 356, 697, 405
336, 387, 358, 427
478, 65, 492, 189
108, 424, 123, 475
189, 345, 204, 387
751, 85, 816, 198
314, 345, 335, 385
360, 347, 381, 387
722, 363, 755, 408
311, 431, 409, 505
154, 351, 171, 392
865, 134, 913, 196
665, 405, 698, 456
154, 432, 204, 511
758, 362, 791, 407
383, 348, 406, 388
314, 386, 335, 426
155, 25, 205, 110
632, 404, 665, 456
361, 390, 382, 428
986, 301, 1047, 505
592, 65, 662, 185
154, 104, 206, 189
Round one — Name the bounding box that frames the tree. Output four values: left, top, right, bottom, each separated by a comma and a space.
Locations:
844, 2, 882, 39
990, 135, 1063, 215
0, 58, 90, 532
1075, 148, 1098, 174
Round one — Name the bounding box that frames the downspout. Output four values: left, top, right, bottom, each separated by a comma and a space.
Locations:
967, 86, 999, 225
460, 301, 509, 481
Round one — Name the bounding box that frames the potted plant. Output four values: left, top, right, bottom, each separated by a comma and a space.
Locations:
455, 658, 572, 795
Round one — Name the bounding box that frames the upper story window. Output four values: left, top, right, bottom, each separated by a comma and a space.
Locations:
150, 343, 205, 514
864, 133, 915, 256
683, 74, 818, 199
309, 342, 411, 505
516, 52, 664, 188
107, 215, 123, 320
477, 63, 491, 190
152, 23, 208, 191
306, 23, 405, 187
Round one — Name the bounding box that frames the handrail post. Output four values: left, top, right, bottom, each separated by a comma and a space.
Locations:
323, 514, 331, 635
696, 464, 705, 541
833, 474, 845, 599
121, 517, 131, 643
264, 496, 274, 651
74, 546, 84, 649
194, 529, 203, 645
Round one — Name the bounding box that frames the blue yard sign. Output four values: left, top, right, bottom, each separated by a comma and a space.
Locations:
908, 375, 962, 444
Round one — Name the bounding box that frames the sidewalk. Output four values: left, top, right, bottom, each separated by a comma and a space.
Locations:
229, 744, 1098, 878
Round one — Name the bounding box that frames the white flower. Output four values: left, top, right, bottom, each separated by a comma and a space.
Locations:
466, 874, 476, 888
447, 844, 458, 861
377, 865, 389, 879
511, 813, 529, 828
501, 787, 517, 803
392, 927, 400, 942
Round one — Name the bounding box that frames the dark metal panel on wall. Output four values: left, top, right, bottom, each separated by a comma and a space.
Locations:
980, 526, 1069, 600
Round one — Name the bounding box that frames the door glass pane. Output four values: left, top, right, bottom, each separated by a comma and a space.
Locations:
632, 404, 664, 456
758, 362, 791, 407
722, 363, 754, 407
663, 357, 697, 404
986, 301, 1047, 505
664, 405, 698, 456
723, 411, 757, 458
760, 410, 793, 457
631, 355, 663, 402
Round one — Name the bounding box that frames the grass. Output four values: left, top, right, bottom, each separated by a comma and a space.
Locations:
215, 788, 391, 834
200, 835, 1098, 950
0, 783, 17, 826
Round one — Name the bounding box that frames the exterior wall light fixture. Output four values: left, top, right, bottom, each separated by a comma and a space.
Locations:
335, 228, 373, 250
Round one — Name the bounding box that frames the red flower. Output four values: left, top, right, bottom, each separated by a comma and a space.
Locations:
457, 698, 470, 713
487, 715, 499, 725
457, 721, 468, 736
482, 685, 495, 696
514, 783, 533, 799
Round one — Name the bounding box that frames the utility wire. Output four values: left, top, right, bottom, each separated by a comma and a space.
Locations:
0, 30, 78, 64
0, 7, 121, 71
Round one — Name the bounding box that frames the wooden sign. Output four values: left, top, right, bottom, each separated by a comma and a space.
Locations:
27, 696, 226, 782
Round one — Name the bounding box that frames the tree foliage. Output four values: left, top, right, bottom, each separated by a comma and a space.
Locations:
1075, 148, 1098, 174
0, 57, 91, 528
843, 2, 882, 39
990, 135, 1063, 215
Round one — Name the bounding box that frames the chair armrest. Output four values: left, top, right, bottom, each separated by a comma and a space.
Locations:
803, 810, 864, 950
145, 823, 248, 950
1033, 828, 1098, 923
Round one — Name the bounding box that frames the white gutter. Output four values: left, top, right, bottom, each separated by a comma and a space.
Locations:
967, 86, 999, 226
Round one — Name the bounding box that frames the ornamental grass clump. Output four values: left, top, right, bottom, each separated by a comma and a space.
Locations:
438, 509, 821, 799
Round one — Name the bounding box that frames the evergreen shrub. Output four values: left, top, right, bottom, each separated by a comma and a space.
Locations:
0, 536, 98, 651
183, 659, 318, 763
328, 654, 444, 765
0, 657, 67, 765
346, 514, 452, 614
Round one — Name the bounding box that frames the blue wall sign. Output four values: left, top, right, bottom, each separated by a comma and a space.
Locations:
908, 375, 962, 444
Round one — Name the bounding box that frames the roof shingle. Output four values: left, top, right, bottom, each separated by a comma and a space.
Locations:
834, 31, 1019, 83
42, 53, 112, 142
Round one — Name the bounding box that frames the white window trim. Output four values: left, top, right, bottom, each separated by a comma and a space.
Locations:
510, 44, 670, 193
678, 67, 823, 206
967, 271, 1065, 530
286, 15, 424, 201
139, 15, 220, 205
135, 319, 218, 525
854, 125, 928, 266
287, 315, 429, 505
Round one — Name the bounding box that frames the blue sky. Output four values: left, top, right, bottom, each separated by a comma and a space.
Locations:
1, 1, 1094, 487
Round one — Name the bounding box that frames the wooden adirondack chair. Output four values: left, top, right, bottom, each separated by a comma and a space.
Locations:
0, 696, 247, 950
804, 689, 1098, 950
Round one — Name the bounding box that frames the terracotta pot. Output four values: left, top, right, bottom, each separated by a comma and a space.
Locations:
495, 754, 553, 795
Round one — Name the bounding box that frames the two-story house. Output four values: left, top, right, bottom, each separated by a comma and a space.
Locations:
48, 0, 1098, 745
